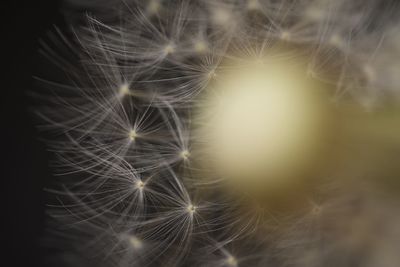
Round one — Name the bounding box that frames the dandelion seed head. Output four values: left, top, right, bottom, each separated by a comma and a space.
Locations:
36, 0, 400, 266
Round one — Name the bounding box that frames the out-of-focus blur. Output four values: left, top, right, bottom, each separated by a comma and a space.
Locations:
196, 54, 333, 195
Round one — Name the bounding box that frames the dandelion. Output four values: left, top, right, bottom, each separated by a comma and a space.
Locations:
36, 0, 400, 266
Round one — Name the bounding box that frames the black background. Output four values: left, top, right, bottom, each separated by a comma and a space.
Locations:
3, 0, 63, 266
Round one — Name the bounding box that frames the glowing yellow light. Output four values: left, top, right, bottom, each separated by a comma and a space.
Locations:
129, 129, 138, 141
194, 41, 208, 53
196, 55, 333, 194
225, 255, 238, 266
186, 204, 196, 214
180, 150, 190, 161
147, 0, 161, 15
129, 236, 143, 250
164, 44, 175, 55
136, 180, 145, 190
119, 83, 131, 98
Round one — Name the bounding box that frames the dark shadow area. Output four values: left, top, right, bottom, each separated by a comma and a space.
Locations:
3, 1, 64, 266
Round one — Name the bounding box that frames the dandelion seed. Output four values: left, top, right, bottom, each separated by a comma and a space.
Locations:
329, 34, 345, 49
363, 64, 376, 82
118, 83, 131, 98
211, 8, 233, 28
163, 43, 175, 55
207, 69, 217, 80
246, 0, 260, 11
128, 129, 138, 142
305, 6, 325, 21
146, 0, 161, 15
225, 255, 238, 267
280, 31, 291, 41
186, 204, 196, 214
129, 236, 144, 250
180, 149, 190, 161
135, 180, 145, 190
311, 205, 322, 216
194, 40, 208, 54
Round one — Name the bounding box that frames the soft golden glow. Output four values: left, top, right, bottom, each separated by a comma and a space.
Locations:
196, 55, 333, 194
129, 236, 143, 250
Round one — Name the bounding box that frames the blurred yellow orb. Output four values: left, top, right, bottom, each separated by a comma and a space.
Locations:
196, 55, 334, 195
